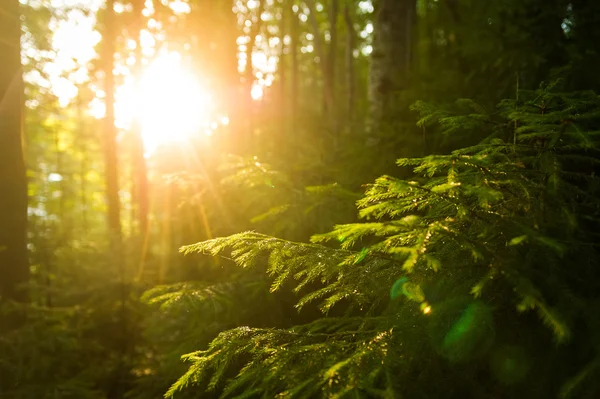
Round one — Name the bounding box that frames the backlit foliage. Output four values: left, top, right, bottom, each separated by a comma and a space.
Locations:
163, 83, 600, 397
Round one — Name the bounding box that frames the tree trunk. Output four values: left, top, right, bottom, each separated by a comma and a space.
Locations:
368, 0, 416, 138
131, 0, 149, 240
0, 0, 29, 307
102, 0, 122, 241
244, 0, 266, 152
186, 0, 239, 154
305, 0, 335, 121
290, 0, 300, 134
76, 92, 89, 234
279, 0, 287, 139
327, 0, 339, 126
343, 3, 356, 126
570, 0, 600, 91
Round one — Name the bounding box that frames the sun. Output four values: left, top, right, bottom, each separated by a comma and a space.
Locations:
117, 51, 221, 152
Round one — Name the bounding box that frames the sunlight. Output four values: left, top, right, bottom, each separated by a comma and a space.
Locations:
117, 51, 217, 152
37, 0, 271, 155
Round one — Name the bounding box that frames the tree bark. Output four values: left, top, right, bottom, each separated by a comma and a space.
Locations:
102, 0, 122, 241
0, 0, 29, 306
368, 0, 416, 138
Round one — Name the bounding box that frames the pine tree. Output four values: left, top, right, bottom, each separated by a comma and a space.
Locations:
0, 0, 29, 309
153, 82, 600, 398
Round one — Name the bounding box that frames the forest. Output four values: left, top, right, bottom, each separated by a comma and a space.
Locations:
1, 0, 600, 398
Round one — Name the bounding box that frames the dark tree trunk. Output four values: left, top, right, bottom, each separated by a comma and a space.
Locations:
368, 0, 416, 137
565, 0, 600, 91
0, 0, 29, 308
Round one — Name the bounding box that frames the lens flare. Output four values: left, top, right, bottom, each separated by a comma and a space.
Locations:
428, 297, 495, 363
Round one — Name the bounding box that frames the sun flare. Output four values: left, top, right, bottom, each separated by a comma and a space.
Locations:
117, 51, 224, 152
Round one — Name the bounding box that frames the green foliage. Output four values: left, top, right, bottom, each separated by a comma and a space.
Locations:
167, 323, 420, 398
162, 83, 600, 398
218, 155, 360, 240
0, 304, 114, 399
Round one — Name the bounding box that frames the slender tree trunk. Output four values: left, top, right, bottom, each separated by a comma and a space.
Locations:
0, 0, 29, 307
76, 93, 89, 234
327, 0, 339, 126
131, 0, 149, 239
40, 174, 53, 307
244, 0, 265, 152
343, 3, 356, 127
159, 184, 173, 284
102, 0, 122, 241
305, 0, 333, 117
102, 8, 128, 396
368, 0, 416, 138
570, 0, 600, 91
54, 122, 67, 238
290, 0, 300, 134
279, 0, 287, 139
